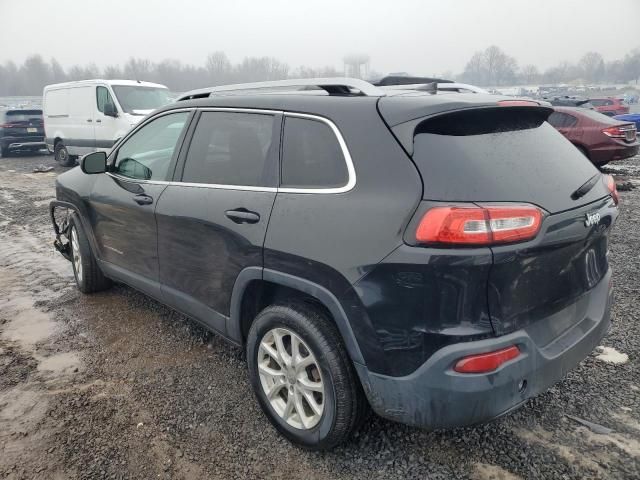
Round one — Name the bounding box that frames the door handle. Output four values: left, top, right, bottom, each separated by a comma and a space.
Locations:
96, 119, 102, 123
87, 119, 93, 122
133, 194, 153, 205
225, 208, 260, 224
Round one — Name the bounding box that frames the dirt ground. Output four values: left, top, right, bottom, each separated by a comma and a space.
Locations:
0, 151, 639, 480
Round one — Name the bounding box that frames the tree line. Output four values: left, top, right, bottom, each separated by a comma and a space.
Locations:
0, 52, 341, 96
1, 47, 640, 96
459, 45, 640, 86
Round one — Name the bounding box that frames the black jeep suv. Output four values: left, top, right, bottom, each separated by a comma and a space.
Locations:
50, 78, 618, 450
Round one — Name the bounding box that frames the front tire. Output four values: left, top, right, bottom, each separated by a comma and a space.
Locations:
247, 302, 367, 450
54, 142, 76, 167
69, 215, 111, 293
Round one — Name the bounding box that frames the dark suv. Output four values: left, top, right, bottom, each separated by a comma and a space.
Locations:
50, 78, 618, 450
0, 108, 46, 156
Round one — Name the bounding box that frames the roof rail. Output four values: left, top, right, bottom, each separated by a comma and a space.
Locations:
178, 77, 385, 101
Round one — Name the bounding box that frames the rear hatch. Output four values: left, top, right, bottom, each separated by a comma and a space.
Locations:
382, 100, 617, 335
1, 110, 45, 139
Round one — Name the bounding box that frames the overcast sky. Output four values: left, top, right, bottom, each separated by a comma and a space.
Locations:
1, 0, 638, 75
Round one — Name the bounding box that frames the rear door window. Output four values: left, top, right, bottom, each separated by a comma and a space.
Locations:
280, 116, 348, 189
181, 111, 277, 187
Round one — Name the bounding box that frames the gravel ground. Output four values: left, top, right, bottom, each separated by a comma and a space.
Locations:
0, 150, 639, 480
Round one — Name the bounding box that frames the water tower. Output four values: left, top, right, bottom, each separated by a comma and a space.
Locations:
343, 54, 370, 79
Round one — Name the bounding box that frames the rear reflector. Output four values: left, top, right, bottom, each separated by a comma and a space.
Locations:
454, 345, 521, 374
416, 205, 543, 246
603, 174, 619, 205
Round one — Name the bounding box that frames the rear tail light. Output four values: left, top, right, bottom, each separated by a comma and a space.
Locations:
454, 345, 521, 374
0, 123, 17, 128
603, 174, 619, 205
602, 124, 636, 139
416, 205, 543, 246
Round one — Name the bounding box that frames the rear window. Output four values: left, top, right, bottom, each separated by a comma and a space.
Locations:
281, 116, 348, 189
411, 107, 602, 214
548, 112, 577, 128
4, 110, 43, 123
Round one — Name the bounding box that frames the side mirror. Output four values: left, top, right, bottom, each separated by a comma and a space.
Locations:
103, 102, 118, 117
81, 151, 107, 174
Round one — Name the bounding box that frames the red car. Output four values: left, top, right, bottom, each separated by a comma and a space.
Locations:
548, 107, 638, 166
589, 97, 630, 116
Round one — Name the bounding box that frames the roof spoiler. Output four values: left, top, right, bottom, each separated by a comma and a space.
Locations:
373, 76, 454, 86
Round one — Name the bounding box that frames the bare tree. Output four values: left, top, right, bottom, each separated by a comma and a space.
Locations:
579, 52, 605, 82
462, 51, 486, 85
205, 51, 232, 85
622, 48, 640, 84
520, 64, 539, 84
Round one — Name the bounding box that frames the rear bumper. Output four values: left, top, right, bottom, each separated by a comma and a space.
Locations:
2, 136, 46, 150
589, 142, 638, 165
356, 268, 613, 429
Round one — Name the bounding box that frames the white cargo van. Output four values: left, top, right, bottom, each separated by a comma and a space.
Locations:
43, 79, 170, 166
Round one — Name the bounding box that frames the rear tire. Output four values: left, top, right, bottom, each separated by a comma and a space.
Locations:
69, 215, 112, 293
1, 147, 9, 158
247, 301, 367, 450
54, 142, 75, 167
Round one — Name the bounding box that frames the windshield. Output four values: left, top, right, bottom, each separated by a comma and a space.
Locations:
112, 86, 171, 115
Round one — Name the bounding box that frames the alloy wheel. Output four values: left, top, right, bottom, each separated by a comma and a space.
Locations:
71, 227, 82, 282
257, 327, 325, 430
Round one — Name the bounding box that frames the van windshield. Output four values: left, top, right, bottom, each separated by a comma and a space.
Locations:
112, 86, 171, 115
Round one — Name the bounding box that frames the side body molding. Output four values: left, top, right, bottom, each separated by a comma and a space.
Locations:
228, 267, 365, 366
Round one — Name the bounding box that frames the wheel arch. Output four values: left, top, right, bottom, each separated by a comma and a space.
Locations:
229, 267, 365, 366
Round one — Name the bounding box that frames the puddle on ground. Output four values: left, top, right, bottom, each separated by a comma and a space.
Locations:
37, 351, 81, 375
3, 308, 59, 346
471, 463, 522, 480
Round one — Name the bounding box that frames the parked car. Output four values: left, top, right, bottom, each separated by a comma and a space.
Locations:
613, 113, 640, 132
542, 95, 594, 109
0, 108, 46, 157
50, 78, 618, 450
548, 107, 638, 166
589, 97, 629, 116
43, 79, 171, 167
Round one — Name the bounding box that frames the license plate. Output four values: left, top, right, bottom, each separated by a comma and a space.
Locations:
27, 127, 37, 133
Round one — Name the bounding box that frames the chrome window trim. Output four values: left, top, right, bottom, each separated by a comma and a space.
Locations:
108, 107, 356, 194
279, 112, 356, 194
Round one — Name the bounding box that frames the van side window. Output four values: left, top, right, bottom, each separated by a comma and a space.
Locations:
114, 112, 189, 181
181, 112, 275, 187
96, 86, 114, 113
281, 116, 348, 189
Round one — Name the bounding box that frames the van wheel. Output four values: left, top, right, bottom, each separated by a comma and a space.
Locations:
55, 142, 75, 167
247, 302, 367, 450
69, 215, 112, 293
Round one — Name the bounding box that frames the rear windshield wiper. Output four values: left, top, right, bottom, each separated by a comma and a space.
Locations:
571, 173, 600, 200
